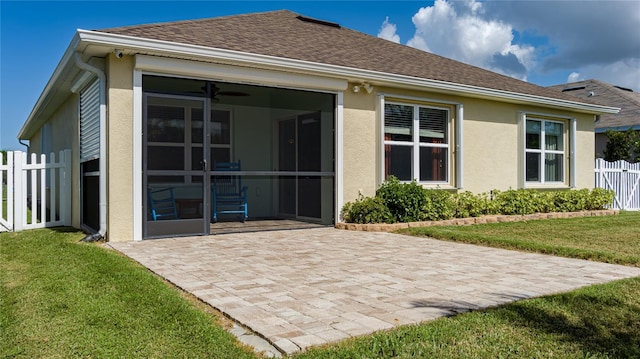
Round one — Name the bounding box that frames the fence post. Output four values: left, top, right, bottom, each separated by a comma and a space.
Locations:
62, 149, 72, 226
0, 151, 14, 231
13, 151, 24, 231
7, 151, 14, 230
49, 152, 57, 225
39, 153, 46, 225
595, 158, 602, 188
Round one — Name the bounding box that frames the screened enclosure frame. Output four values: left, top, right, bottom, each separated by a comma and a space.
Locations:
139, 74, 337, 239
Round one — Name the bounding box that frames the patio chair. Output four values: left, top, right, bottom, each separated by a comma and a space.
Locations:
148, 187, 178, 221
212, 161, 248, 222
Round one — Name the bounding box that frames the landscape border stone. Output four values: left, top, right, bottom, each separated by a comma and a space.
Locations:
335, 210, 619, 232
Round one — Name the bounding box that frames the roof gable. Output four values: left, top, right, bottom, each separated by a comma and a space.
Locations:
99, 10, 583, 103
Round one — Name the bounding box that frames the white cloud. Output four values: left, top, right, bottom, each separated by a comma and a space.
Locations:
405, 0, 534, 80
380, 0, 640, 90
377, 16, 400, 43
484, 1, 640, 72
572, 59, 640, 91
567, 72, 582, 83
483, 1, 640, 91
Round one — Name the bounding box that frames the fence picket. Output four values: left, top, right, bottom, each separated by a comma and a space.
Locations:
595, 158, 640, 211
50, 152, 57, 223
0, 150, 72, 231
0, 152, 14, 231
14, 151, 24, 231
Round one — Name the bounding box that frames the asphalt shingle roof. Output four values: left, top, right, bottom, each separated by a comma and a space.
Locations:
99, 10, 589, 104
548, 80, 640, 129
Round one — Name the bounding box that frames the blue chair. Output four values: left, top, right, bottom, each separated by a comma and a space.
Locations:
148, 187, 178, 221
212, 161, 248, 222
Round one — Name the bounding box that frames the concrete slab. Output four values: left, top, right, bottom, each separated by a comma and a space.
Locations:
109, 228, 640, 355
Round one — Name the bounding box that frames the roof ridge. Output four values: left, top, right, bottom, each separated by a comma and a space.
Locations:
98, 9, 296, 32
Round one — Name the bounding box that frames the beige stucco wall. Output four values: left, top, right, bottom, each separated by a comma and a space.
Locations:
94, 60, 597, 240
27, 95, 81, 228
106, 54, 134, 242
342, 89, 378, 202
340, 84, 597, 205
575, 114, 596, 189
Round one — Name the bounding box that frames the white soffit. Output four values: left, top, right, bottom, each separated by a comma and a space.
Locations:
134, 54, 348, 91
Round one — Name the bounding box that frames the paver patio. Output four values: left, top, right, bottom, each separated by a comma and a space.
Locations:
109, 228, 640, 355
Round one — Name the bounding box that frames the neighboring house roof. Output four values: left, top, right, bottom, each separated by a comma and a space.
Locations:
19, 10, 618, 140
548, 79, 640, 133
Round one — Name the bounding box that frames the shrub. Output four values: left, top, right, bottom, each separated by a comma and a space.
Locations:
341, 180, 615, 223
341, 196, 394, 224
537, 191, 557, 213
454, 191, 496, 218
586, 188, 616, 210
552, 189, 588, 212
423, 189, 456, 220
375, 177, 428, 222
493, 189, 544, 215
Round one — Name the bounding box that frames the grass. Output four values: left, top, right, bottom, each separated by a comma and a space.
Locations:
399, 211, 640, 267
2, 213, 639, 358
1, 183, 37, 226
0, 228, 257, 358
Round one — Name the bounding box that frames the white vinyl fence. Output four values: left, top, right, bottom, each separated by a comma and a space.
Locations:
595, 158, 640, 211
1, 150, 72, 232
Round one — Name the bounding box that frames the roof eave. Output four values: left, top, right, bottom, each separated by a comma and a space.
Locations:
81, 30, 618, 115
595, 125, 640, 133
20, 29, 620, 140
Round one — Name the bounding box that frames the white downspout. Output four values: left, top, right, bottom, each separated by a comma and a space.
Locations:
74, 52, 107, 239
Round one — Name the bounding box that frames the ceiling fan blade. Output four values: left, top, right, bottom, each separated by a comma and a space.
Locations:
218, 91, 250, 97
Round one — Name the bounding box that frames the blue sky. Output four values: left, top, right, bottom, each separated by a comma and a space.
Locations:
2, 0, 639, 150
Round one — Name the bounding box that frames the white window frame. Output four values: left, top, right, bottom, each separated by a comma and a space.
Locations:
521, 112, 575, 188
382, 100, 451, 185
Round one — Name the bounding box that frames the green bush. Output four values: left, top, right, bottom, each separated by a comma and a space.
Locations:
493, 189, 544, 215
423, 189, 456, 220
375, 177, 428, 222
454, 191, 497, 218
552, 189, 586, 212
586, 188, 616, 210
342, 178, 616, 223
341, 196, 394, 224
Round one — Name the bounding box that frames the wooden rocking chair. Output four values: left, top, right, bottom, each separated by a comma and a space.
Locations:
148, 187, 178, 221
211, 161, 248, 222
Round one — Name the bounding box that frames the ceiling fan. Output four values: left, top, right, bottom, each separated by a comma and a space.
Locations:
202, 82, 250, 101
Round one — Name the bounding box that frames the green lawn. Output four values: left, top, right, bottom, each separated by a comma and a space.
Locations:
2, 213, 640, 358
0, 229, 256, 358
399, 211, 640, 267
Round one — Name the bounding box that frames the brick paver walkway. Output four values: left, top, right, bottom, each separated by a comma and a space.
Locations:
109, 228, 640, 355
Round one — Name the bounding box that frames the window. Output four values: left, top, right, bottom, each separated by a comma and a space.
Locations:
145, 95, 232, 183
384, 102, 449, 183
525, 118, 565, 183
